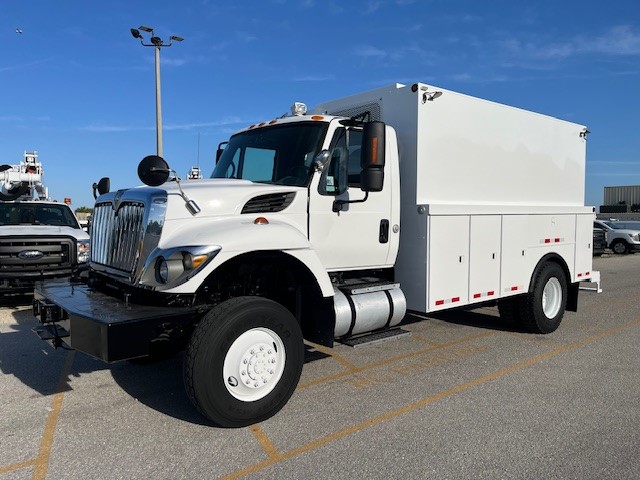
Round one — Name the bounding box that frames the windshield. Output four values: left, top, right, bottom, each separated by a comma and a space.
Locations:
0, 203, 80, 228
608, 221, 640, 230
212, 122, 328, 186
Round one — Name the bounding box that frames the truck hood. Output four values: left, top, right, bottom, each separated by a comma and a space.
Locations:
0, 225, 89, 240
147, 179, 307, 219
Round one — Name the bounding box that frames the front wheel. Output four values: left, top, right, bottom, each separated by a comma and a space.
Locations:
184, 296, 304, 427
519, 262, 568, 334
611, 240, 629, 254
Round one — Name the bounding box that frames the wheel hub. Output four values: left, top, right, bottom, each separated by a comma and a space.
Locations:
223, 327, 285, 402
542, 277, 562, 319
241, 343, 278, 388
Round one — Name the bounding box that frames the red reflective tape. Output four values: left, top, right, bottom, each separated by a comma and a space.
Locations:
577, 273, 583, 277
473, 293, 481, 299
511, 286, 519, 291
487, 291, 495, 296
435, 300, 445, 306
555, 238, 561, 243
586, 272, 590, 276
452, 297, 460, 303
544, 239, 551, 244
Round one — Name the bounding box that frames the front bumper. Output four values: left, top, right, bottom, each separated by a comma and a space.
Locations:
32, 279, 199, 362
0, 264, 88, 295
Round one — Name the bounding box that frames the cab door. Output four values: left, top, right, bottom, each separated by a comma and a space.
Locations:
308, 126, 393, 270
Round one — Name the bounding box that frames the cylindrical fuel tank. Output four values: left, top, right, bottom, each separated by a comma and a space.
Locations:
333, 286, 407, 338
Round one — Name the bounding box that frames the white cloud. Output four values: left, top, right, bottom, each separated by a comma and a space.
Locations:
236, 32, 258, 43
161, 57, 189, 67
365, 1, 383, 14
80, 118, 245, 133
0, 58, 52, 73
502, 25, 640, 63
586, 25, 640, 56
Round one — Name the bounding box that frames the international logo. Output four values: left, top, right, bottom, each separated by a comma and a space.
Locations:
112, 189, 126, 214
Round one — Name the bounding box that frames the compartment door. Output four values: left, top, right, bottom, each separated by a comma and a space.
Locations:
469, 216, 501, 303
427, 215, 470, 311
575, 214, 594, 280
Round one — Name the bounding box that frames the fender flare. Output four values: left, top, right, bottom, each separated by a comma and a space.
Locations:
160, 217, 333, 297
527, 253, 577, 312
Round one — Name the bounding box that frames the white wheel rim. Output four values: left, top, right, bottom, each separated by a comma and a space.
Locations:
223, 327, 285, 402
542, 277, 562, 319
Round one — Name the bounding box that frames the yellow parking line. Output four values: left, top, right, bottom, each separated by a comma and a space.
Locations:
0, 459, 36, 475
407, 332, 442, 346
249, 425, 282, 461
32, 350, 75, 480
223, 316, 640, 480
305, 341, 358, 371
298, 331, 496, 390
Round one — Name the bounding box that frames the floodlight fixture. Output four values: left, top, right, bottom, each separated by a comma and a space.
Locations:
130, 25, 184, 157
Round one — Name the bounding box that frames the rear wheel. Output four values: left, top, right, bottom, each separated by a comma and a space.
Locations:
184, 296, 304, 427
519, 262, 568, 334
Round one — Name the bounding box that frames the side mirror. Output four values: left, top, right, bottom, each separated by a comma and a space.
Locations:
138, 155, 170, 186
360, 121, 386, 192
92, 177, 110, 199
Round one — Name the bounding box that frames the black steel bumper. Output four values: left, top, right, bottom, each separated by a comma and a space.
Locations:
32, 279, 198, 363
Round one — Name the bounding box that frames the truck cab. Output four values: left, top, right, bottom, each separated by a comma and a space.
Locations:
211, 112, 400, 271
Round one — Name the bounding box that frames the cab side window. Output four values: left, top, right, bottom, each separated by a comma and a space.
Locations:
319, 128, 363, 196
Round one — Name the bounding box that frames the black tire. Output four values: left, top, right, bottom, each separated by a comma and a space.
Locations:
184, 296, 304, 428
611, 240, 629, 255
519, 262, 568, 334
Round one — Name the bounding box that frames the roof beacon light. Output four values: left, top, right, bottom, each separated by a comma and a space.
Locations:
291, 102, 307, 116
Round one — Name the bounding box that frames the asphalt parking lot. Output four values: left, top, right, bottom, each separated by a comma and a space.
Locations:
1, 254, 639, 480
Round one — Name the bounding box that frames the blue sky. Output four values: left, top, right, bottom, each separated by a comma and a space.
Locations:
2, 0, 639, 208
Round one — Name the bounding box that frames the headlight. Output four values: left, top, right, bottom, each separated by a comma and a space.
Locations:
145, 246, 220, 288
156, 257, 169, 283
629, 233, 640, 242
77, 240, 90, 263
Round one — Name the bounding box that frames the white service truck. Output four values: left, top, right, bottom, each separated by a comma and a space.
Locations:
33, 83, 599, 427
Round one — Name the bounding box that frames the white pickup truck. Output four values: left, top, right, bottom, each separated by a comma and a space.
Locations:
594, 219, 640, 254
1, 153, 90, 295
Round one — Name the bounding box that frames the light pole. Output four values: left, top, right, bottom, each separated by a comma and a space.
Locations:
130, 26, 183, 157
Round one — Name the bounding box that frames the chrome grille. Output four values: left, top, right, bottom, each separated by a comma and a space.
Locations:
91, 202, 145, 275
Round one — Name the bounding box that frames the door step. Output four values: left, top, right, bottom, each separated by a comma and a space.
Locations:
338, 327, 411, 348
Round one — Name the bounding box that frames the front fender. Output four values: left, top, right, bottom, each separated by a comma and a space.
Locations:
159, 216, 310, 252
157, 217, 333, 296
